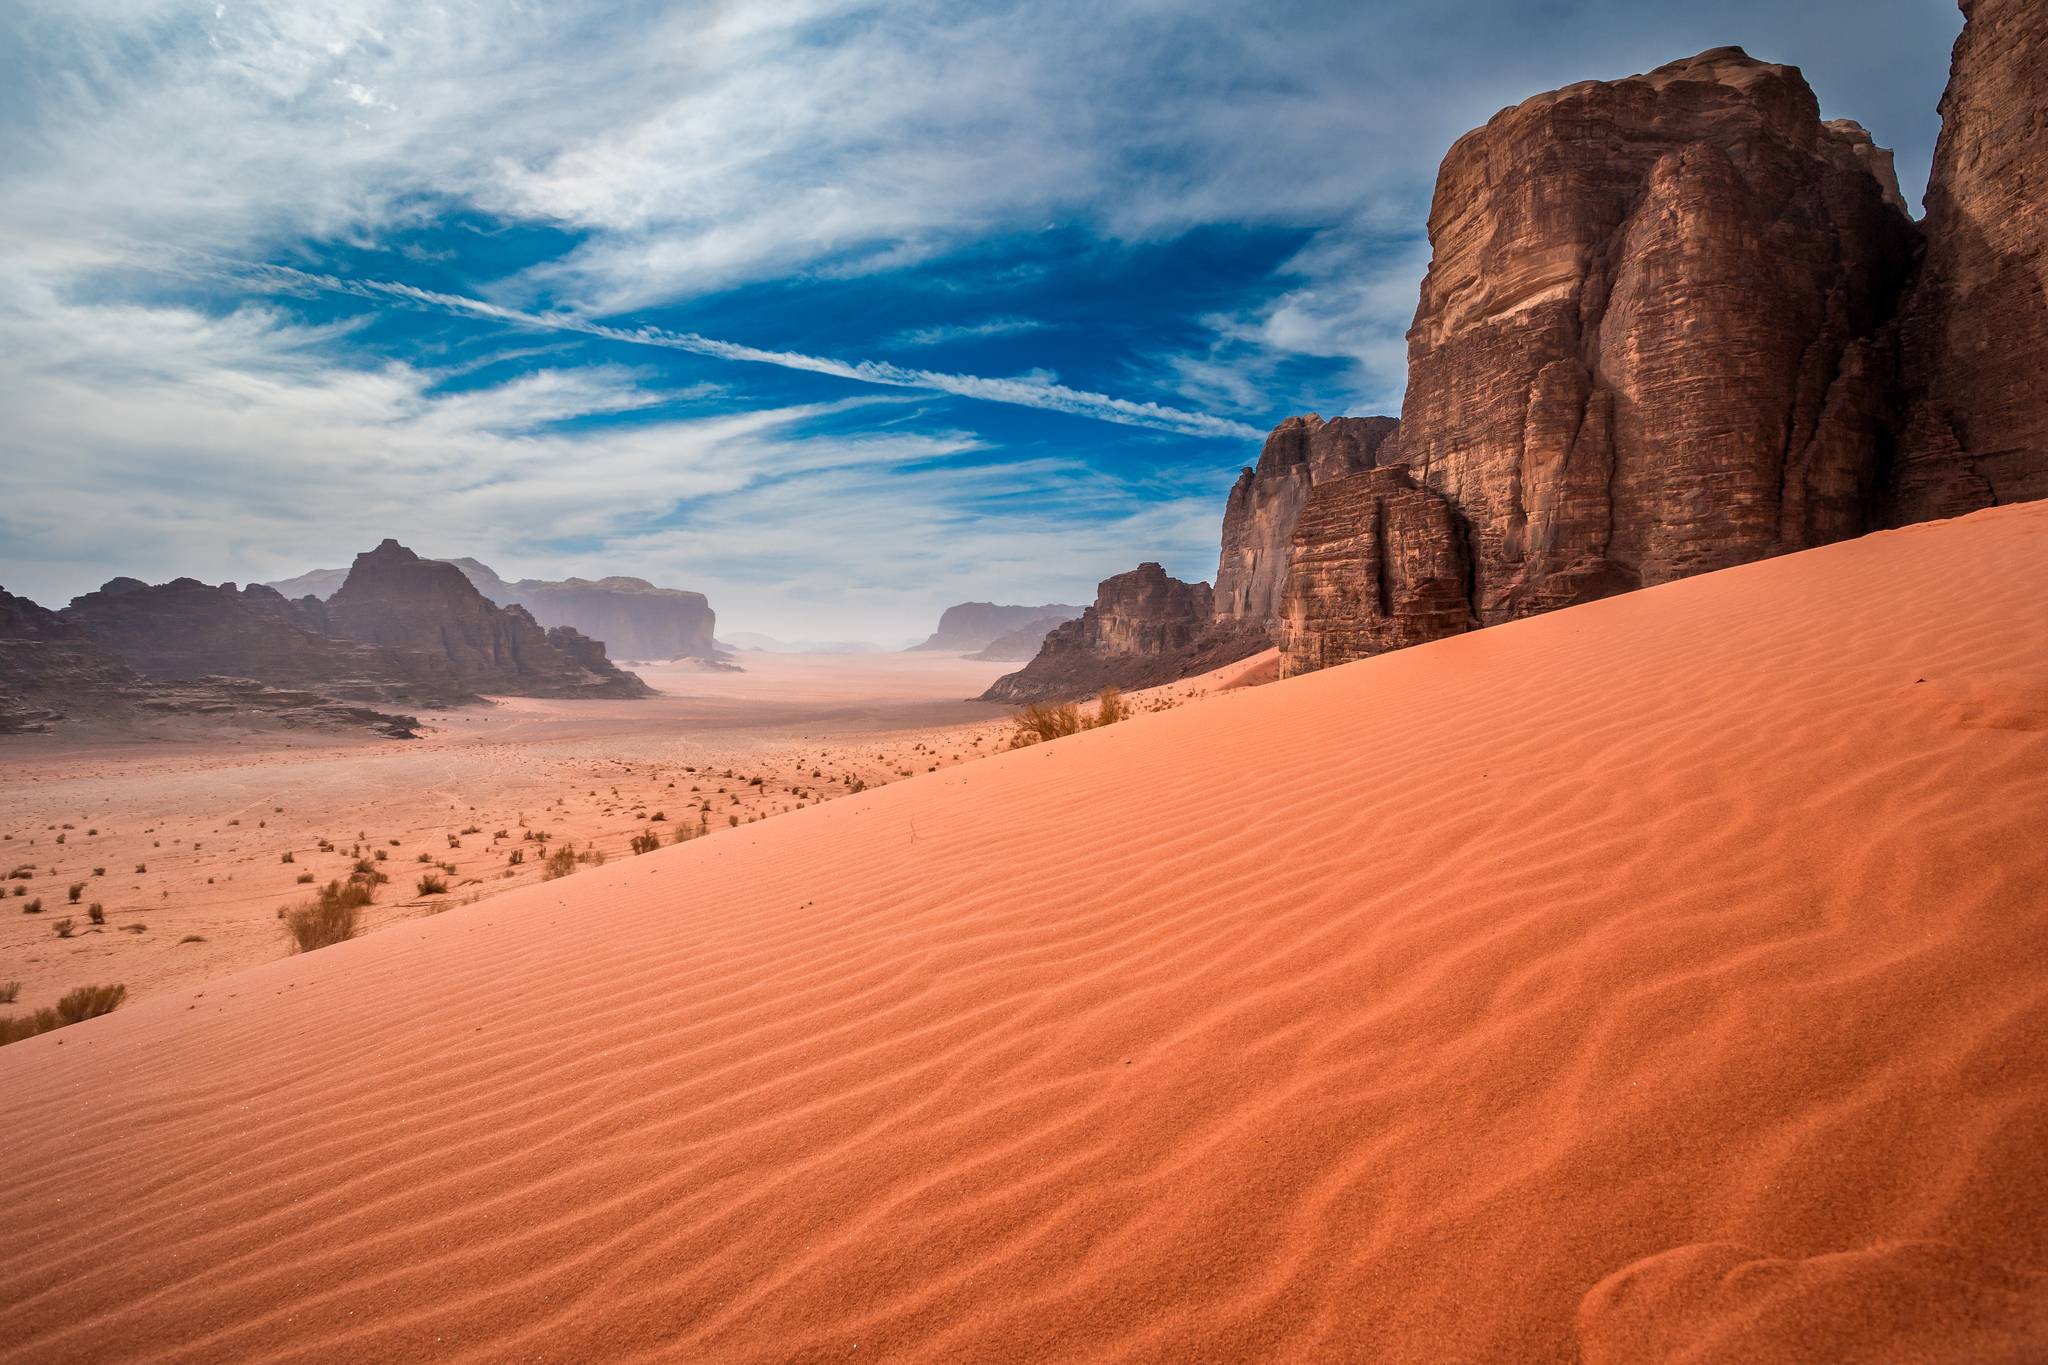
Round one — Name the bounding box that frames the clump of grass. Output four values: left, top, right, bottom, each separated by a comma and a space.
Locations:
54, 917, 75, 938
296, 871, 315, 883
1010, 701, 1083, 747
281, 879, 372, 954
23, 897, 43, 915
0, 981, 16, 1004
459, 825, 481, 836
629, 830, 662, 855
417, 873, 448, 896
87, 903, 105, 925
1095, 686, 1127, 726
281, 850, 295, 864
67, 882, 85, 903
506, 848, 524, 866
542, 844, 579, 880
2, 983, 127, 1046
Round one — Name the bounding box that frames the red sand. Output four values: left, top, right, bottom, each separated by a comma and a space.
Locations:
3, 503, 2045, 1362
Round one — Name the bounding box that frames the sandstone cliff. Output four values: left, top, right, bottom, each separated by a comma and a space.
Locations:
62, 576, 475, 708
1395, 47, 1918, 624
913, 602, 1083, 652
1278, 468, 1473, 677
1214, 414, 1399, 632
3, 587, 417, 738
981, 564, 1264, 703
965, 614, 1081, 662
327, 541, 652, 699
1888, 0, 2048, 520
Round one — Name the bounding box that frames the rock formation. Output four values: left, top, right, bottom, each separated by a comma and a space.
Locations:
1278, 468, 1473, 676
2, 587, 417, 738
1395, 47, 1918, 624
62, 576, 475, 708
1215, 414, 1400, 631
444, 561, 718, 662
912, 602, 1083, 652
1887, 0, 2048, 520
269, 558, 720, 662
982, 564, 1264, 702
965, 614, 1080, 662
326, 541, 653, 699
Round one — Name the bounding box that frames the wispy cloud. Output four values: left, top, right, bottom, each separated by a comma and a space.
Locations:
235, 262, 1260, 439
888, 316, 1045, 348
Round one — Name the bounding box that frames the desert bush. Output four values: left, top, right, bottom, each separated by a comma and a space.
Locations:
459, 825, 480, 836
87, 903, 105, 924
417, 873, 448, 896
180, 935, 206, 944
373, 848, 388, 861
0, 1009, 60, 1045
281, 850, 295, 863
55, 983, 125, 1024
542, 844, 578, 880
1095, 686, 1127, 727
54, 917, 74, 938
1010, 701, 1084, 747
446, 834, 461, 849
507, 848, 524, 866
68, 882, 84, 902
629, 830, 662, 855
0, 981, 16, 1003
649, 811, 667, 822
135, 862, 146, 873
281, 879, 372, 953
24, 897, 42, 914
295, 871, 315, 884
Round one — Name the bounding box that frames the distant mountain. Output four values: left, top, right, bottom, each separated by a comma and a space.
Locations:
965, 614, 1077, 662
910, 601, 1082, 652
267, 556, 717, 661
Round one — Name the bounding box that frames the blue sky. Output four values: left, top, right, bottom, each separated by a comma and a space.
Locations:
0, 0, 1962, 641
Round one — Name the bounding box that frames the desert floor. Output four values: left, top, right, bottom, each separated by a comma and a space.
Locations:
3, 505, 2045, 1362
0, 651, 1017, 1010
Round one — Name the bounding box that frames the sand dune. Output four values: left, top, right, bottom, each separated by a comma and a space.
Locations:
3, 503, 2045, 1362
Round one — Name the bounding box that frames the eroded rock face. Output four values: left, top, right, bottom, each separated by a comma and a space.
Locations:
1214, 414, 1399, 631
62, 576, 474, 708
327, 541, 651, 699
446, 561, 719, 662
2, 587, 417, 738
1396, 47, 1918, 624
981, 564, 1264, 702
1888, 0, 2048, 520
965, 614, 1079, 662
1278, 468, 1473, 677
913, 602, 1083, 652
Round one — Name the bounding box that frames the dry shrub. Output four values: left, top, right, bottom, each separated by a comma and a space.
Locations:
87, 903, 105, 924
542, 844, 579, 880
1010, 701, 1084, 747
629, 830, 662, 855
417, 873, 448, 896
1095, 686, 1127, 726
3, 982, 127, 1046
282, 878, 371, 953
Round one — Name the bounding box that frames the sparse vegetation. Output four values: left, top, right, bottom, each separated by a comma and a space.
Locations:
180, 935, 207, 944
417, 873, 448, 895
281, 850, 295, 863
23, 897, 42, 914
296, 871, 315, 884
281, 879, 373, 953
630, 830, 662, 855
0, 982, 16, 1004
1008, 688, 1127, 748
87, 903, 105, 925
543, 844, 579, 879
54, 917, 74, 938
68, 882, 84, 903
2, 983, 126, 1047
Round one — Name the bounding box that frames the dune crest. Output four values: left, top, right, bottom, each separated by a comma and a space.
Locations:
2, 503, 2045, 1362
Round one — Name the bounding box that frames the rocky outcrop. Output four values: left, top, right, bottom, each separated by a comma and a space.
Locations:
326, 541, 653, 699
913, 602, 1083, 652
1278, 468, 1473, 677
1394, 47, 1918, 625
445, 561, 718, 662
981, 564, 1265, 702
965, 615, 1079, 662
1212, 413, 1409, 634
1887, 0, 2048, 521
62, 576, 475, 708
2, 587, 417, 738
269, 558, 720, 662
1215, 414, 1400, 631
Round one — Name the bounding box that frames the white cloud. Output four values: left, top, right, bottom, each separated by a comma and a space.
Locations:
0, 268, 1226, 639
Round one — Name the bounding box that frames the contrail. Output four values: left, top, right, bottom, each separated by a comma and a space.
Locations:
236, 263, 1262, 441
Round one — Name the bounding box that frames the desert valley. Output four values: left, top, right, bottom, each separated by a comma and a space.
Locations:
3, 0, 2046, 1361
